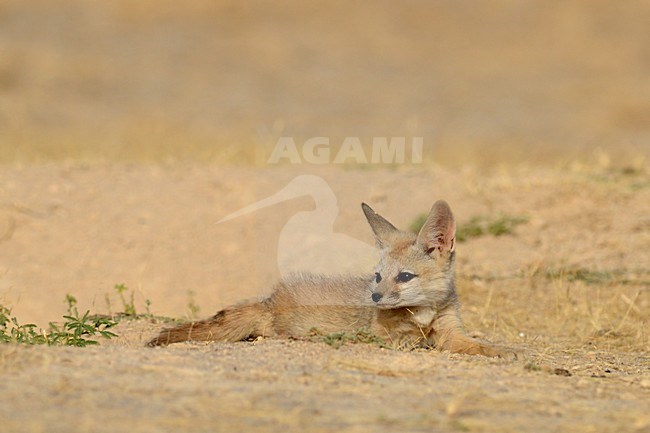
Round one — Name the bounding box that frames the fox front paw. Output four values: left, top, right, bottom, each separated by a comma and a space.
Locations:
444, 337, 521, 360
478, 343, 521, 360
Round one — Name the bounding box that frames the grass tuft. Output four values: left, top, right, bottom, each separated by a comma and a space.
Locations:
308, 328, 388, 349
457, 214, 529, 241
409, 212, 528, 241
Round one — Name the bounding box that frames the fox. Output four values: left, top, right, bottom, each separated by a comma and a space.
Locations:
147, 200, 517, 358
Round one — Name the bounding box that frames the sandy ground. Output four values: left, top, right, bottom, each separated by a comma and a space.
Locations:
1, 336, 649, 433
1, 163, 649, 433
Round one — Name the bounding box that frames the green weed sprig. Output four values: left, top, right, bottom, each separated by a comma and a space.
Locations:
0, 300, 117, 347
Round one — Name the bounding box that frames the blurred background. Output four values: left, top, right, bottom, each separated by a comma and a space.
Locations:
0, 0, 648, 167
1, 1, 649, 327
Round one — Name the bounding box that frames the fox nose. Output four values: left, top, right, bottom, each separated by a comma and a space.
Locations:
371, 292, 383, 303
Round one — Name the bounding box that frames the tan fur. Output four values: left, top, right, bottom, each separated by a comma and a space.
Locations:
147, 300, 274, 346
147, 200, 517, 359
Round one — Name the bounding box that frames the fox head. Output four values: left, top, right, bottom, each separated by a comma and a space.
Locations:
361, 200, 457, 310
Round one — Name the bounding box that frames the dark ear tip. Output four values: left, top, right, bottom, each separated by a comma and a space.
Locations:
433, 200, 453, 214
433, 199, 450, 208
361, 202, 372, 213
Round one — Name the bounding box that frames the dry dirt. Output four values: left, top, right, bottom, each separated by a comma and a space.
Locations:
0, 163, 649, 433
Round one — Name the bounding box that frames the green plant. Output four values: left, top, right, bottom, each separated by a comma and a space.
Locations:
114, 283, 137, 316
0, 305, 46, 344
457, 214, 528, 241
186, 289, 200, 320
524, 362, 542, 372
103, 284, 178, 323
308, 328, 388, 349
543, 267, 648, 286
410, 212, 528, 241
65, 293, 78, 314
144, 298, 152, 315
0, 301, 117, 347
48, 308, 117, 347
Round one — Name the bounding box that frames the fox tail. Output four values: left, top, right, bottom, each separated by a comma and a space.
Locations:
146, 300, 273, 347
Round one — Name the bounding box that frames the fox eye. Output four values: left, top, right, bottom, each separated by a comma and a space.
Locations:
375, 272, 382, 283
396, 272, 416, 283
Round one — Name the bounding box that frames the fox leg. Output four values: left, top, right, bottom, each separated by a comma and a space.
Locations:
147, 299, 275, 347
432, 310, 519, 359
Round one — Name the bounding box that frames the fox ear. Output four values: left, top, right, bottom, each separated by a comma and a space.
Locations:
361, 203, 399, 247
417, 200, 456, 257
